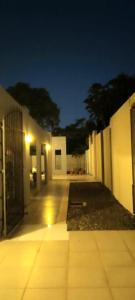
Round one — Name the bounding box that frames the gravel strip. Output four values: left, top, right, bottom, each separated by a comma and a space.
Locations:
67, 182, 135, 230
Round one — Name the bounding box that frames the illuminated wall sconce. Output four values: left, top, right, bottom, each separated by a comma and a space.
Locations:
25, 134, 33, 143
45, 143, 51, 151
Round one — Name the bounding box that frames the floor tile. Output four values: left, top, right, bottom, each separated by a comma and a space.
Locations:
0, 241, 40, 267
106, 267, 135, 287
111, 288, 135, 300
35, 250, 67, 267
0, 247, 7, 263
119, 231, 135, 250
100, 251, 135, 267
14, 225, 46, 241
69, 231, 96, 241
40, 241, 68, 253
69, 252, 102, 267
2, 241, 41, 252
0, 267, 31, 288
23, 288, 66, 300
68, 267, 107, 287
67, 288, 112, 300
0, 289, 23, 300
42, 223, 69, 241
1, 253, 36, 267
28, 267, 66, 288
94, 231, 126, 251
131, 252, 135, 261
69, 232, 97, 251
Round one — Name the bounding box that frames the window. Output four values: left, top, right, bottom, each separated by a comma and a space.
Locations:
55, 149, 61, 169
30, 144, 36, 155
41, 144, 45, 155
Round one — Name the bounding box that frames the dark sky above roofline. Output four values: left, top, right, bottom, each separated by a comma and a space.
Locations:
0, 0, 135, 127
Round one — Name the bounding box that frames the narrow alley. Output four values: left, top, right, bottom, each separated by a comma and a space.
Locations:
0, 179, 135, 299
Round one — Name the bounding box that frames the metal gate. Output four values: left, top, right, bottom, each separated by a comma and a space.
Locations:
131, 106, 135, 213
3, 110, 24, 236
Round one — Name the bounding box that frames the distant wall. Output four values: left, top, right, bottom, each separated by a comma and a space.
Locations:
52, 136, 67, 176
67, 154, 85, 173
85, 149, 90, 174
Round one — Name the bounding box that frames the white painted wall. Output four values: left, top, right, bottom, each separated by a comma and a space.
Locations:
22, 106, 52, 202
85, 150, 90, 174
52, 136, 67, 176
0, 87, 52, 210
86, 93, 135, 213
103, 126, 112, 190
110, 94, 135, 213
67, 154, 86, 173
95, 132, 103, 182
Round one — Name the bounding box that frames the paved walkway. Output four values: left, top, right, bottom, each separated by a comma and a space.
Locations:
0, 178, 135, 299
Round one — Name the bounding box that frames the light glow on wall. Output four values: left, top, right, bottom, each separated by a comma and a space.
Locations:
46, 143, 51, 151
25, 134, 33, 143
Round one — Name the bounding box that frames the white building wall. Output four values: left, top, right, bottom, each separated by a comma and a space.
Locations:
95, 132, 103, 181
110, 94, 135, 213
85, 93, 135, 214
103, 126, 112, 190
22, 107, 52, 203
52, 136, 67, 176
67, 154, 86, 173
85, 150, 90, 174
0, 87, 52, 209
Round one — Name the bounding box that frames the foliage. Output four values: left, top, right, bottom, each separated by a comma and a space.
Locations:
84, 73, 135, 131
53, 118, 96, 154
7, 82, 60, 130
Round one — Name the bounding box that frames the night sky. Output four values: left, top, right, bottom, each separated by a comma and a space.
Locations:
0, 0, 135, 127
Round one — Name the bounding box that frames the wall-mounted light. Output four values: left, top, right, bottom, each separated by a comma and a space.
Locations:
46, 143, 51, 151
25, 134, 33, 143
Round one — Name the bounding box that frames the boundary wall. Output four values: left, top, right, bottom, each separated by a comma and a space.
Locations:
87, 93, 135, 213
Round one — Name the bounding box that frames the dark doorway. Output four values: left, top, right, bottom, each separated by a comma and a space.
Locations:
30, 144, 37, 189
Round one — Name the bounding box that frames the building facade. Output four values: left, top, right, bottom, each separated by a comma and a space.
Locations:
0, 87, 52, 236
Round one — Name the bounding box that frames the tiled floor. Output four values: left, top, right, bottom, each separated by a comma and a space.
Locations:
0, 178, 135, 299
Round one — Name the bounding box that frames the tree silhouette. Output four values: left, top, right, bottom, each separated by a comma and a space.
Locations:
7, 82, 60, 131
53, 118, 95, 154
84, 73, 135, 131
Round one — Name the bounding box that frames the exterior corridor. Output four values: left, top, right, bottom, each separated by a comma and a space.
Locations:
0, 179, 135, 299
